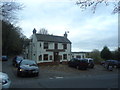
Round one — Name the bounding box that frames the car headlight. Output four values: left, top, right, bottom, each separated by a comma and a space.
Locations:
20, 69, 24, 71
2, 79, 7, 85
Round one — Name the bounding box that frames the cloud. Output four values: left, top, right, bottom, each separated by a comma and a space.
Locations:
17, 0, 118, 51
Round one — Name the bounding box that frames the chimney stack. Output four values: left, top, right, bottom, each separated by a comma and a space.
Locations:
64, 32, 67, 38
33, 28, 37, 34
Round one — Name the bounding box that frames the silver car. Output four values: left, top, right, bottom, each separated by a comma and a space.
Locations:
0, 72, 11, 88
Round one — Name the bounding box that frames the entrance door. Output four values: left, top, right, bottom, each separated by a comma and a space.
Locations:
54, 52, 59, 63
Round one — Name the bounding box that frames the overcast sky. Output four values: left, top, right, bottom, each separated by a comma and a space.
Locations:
16, 0, 118, 52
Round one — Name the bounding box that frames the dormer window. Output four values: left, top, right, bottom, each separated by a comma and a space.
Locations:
55, 43, 58, 49
40, 43, 41, 47
44, 42, 48, 49
63, 44, 67, 49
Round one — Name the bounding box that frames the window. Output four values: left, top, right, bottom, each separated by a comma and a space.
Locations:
63, 54, 67, 60
44, 54, 48, 60
50, 55, 52, 60
44, 42, 48, 49
55, 43, 58, 49
63, 44, 67, 49
76, 55, 81, 58
40, 43, 41, 47
82, 55, 85, 58
72, 56, 74, 58
39, 55, 42, 61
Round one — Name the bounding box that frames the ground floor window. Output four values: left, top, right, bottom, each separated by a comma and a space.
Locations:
76, 55, 81, 58
82, 55, 85, 58
39, 55, 42, 61
44, 54, 48, 60
63, 54, 67, 60
49, 55, 52, 60
72, 55, 74, 58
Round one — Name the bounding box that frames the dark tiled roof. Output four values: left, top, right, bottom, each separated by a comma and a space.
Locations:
35, 34, 71, 44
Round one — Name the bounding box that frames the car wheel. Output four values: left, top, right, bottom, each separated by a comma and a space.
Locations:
91, 66, 94, 68
17, 71, 21, 77
36, 73, 39, 77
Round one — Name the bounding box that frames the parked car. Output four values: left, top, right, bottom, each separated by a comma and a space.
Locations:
17, 59, 39, 77
104, 60, 118, 69
0, 72, 11, 88
84, 58, 94, 68
2, 56, 8, 61
100, 61, 105, 65
117, 60, 120, 68
68, 58, 88, 70
13, 56, 24, 67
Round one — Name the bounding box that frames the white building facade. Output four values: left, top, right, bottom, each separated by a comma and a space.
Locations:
26, 29, 72, 64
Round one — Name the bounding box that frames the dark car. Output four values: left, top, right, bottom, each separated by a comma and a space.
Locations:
104, 60, 118, 69
100, 61, 105, 65
117, 60, 120, 68
2, 56, 8, 61
17, 59, 39, 77
13, 56, 24, 67
84, 58, 94, 68
68, 58, 88, 70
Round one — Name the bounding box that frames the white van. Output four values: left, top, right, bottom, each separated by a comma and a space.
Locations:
84, 58, 94, 68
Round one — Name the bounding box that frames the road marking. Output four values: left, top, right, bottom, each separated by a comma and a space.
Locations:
49, 77, 64, 79
49, 78, 53, 79
55, 77, 63, 79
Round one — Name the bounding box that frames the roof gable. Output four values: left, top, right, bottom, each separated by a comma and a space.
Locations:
35, 34, 71, 44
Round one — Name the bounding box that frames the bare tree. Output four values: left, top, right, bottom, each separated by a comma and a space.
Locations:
1, 2, 25, 55
76, 0, 120, 14
38, 28, 48, 35
0, 2, 23, 22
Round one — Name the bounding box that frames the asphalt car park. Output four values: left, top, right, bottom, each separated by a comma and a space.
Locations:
2, 57, 119, 88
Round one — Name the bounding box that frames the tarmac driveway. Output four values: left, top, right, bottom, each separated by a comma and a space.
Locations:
2, 59, 119, 88
39, 64, 119, 79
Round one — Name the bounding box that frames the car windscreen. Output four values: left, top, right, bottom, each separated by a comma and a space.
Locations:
107, 60, 118, 64
21, 60, 37, 66
89, 60, 93, 63
17, 57, 23, 61
112, 60, 118, 64
79, 59, 88, 63
2, 56, 7, 58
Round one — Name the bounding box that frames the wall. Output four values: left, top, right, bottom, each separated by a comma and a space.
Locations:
27, 34, 71, 64
36, 41, 71, 63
